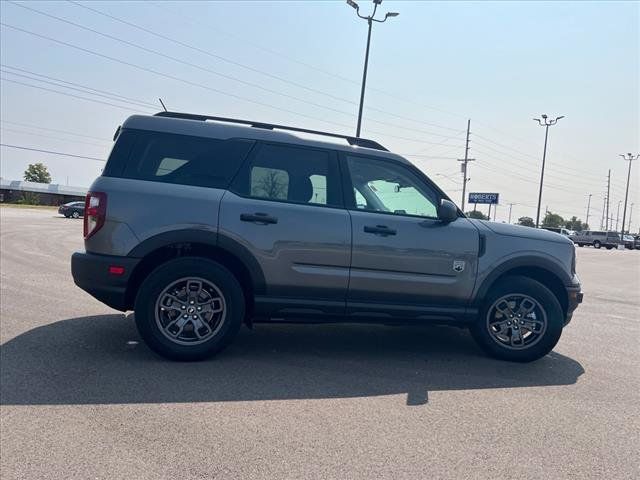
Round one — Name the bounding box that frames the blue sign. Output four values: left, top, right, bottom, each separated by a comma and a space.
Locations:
469, 192, 499, 204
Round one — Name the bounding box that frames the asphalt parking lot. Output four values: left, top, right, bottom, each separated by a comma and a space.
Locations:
1, 206, 639, 480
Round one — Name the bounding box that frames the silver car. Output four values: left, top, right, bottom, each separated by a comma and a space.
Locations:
71, 112, 583, 363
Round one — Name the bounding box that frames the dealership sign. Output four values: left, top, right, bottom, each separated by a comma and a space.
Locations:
469, 192, 499, 204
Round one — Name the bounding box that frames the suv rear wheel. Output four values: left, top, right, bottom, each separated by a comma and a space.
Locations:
134, 257, 245, 361
470, 276, 563, 362
593, 240, 601, 249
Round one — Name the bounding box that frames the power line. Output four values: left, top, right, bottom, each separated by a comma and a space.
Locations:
1, 64, 158, 109
0, 143, 105, 161
473, 131, 627, 187
72, 0, 464, 135
0, 22, 463, 147
57, 1, 462, 140
0, 120, 111, 142
0, 126, 110, 148
1, 68, 158, 110
0, 77, 151, 113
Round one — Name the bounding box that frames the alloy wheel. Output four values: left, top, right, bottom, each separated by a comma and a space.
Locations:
154, 277, 226, 345
486, 294, 547, 350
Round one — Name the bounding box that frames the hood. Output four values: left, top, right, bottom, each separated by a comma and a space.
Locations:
470, 220, 573, 244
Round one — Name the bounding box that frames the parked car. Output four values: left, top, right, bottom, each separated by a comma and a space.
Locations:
71, 111, 583, 363
634, 236, 640, 250
571, 230, 621, 249
58, 201, 85, 218
622, 234, 636, 250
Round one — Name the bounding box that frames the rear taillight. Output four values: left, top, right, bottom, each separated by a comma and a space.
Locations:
83, 191, 107, 239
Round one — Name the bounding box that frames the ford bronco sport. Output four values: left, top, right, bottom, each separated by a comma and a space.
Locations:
71, 111, 583, 362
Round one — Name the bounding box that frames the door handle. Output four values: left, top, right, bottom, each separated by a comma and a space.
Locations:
364, 225, 397, 236
240, 212, 278, 224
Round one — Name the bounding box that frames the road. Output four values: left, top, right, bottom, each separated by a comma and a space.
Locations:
1, 206, 638, 480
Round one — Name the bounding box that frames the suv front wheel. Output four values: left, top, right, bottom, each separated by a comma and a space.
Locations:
470, 276, 563, 362
134, 257, 245, 361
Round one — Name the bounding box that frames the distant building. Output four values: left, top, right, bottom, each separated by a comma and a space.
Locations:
0, 178, 87, 205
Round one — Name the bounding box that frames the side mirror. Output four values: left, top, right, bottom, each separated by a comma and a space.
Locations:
437, 199, 458, 223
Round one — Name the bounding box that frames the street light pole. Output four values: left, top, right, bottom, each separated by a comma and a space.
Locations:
585, 194, 592, 228
533, 114, 564, 228
615, 200, 622, 232
620, 153, 639, 234
346, 0, 399, 137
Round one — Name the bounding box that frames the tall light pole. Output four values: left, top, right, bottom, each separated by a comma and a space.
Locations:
346, 0, 399, 137
508, 203, 515, 224
585, 194, 592, 228
533, 114, 564, 228
620, 153, 639, 234
615, 200, 622, 232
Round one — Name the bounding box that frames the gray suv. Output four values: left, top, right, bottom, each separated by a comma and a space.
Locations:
71, 112, 583, 362
571, 230, 621, 249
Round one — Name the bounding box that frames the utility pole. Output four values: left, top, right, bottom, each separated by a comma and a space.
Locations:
605, 169, 611, 231
458, 119, 475, 211
601, 197, 606, 230
615, 200, 622, 232
346, 0, 399, 138
585, 194, 592, 228
508, 203, 515, 224
533, 114, 564, 228
493, 204, 497, 222
629, 203, 634, 233
620, 153, 639, 234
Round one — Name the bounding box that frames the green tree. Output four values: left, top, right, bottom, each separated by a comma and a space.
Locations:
465, 210, 489, 220
542, 211, 564, 228
23, 163, 52, 183
564, 216, 588, 232
518, 216, 535, 227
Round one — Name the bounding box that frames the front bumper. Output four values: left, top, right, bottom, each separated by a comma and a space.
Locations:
564, 285, 583, 325
71, 251, 140, 311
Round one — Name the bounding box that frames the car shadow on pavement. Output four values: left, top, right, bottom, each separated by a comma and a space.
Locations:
0, 314, 584, 406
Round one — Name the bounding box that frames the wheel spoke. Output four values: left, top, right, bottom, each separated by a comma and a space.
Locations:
510, 327, 523, 346
192, 317, 212, 339
199, 298, 223, 315
494, 300, 514, 319
165, 316, 189, 338
516, 298, 537, 317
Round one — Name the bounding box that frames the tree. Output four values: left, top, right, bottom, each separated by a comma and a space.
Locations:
518, 216, 535, 227
23, 163, 52, 183
253, 169, 287, 199
542, 211, 564, 228
465, 210, 489, 220
565, 216, 588, 232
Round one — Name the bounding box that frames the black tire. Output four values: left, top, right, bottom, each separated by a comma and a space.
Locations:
606, 245, 613, 250
134, 257, 245, 361
72, 211, 80, 219
593, 240, 601, 249
470, 276, 564, 362
577, 243, 584, 247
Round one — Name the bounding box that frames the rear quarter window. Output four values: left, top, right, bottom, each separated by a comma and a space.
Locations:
104, 129, 254, 189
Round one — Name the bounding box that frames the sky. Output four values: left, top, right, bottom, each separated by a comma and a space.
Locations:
0, 0, 638, 228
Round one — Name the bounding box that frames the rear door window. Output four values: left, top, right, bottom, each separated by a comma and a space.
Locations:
116, 129, 254, 189
231, 143, 342, 207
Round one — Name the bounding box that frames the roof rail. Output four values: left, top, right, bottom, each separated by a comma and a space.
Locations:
154, 111, 388, 151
